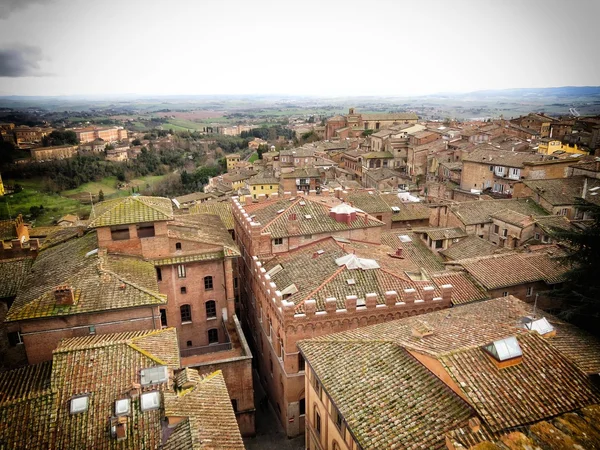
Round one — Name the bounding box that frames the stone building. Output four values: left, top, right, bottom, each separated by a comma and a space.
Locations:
299, 295, 600, 450
73, 126, 127, 143
30, 144, 78, 161
325, 108, 418, 140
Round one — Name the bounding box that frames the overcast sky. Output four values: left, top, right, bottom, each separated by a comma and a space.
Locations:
0, 0, 599, 97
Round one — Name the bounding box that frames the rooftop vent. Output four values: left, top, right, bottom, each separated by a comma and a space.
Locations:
140, 391, 161, 411
110, 417, 128, 441
140, 366, 168, 386
115, 398, 131, 416
391, 206, 400, 213
281, 284, 298, 296
346, 278, 356, 285
483, 336, 523, 368
277, 209, 285, 214
70, 395, 89, 414
305, 215, 312, 219
299, 201, 306, 206
524, 317, 555, 337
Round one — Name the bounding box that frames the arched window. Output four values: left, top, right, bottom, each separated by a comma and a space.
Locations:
205, 300, 216, 319
175, 242, 182, 250
180, 305, 192, 323
208, 328, 218, 344
204, 276, 213, 290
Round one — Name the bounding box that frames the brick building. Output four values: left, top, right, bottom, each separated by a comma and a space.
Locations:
73, 126, 128, 143
299, 295, 600, 450
0, 328, 245, 449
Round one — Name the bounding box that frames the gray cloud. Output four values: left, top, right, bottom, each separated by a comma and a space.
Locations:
0, 0, 54, 19
0, 45, 47, 77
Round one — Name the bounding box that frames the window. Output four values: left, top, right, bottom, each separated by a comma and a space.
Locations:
559, 208, 568, 216
177, 265, 186, 278
489, 165, 494, 171
304, 234, 312, 240
234, 277, 238, 289
141, 366, 168, 385
270, 359, 273, 375
313, 377, 322, 400
526, 286, 533, 297
435, 239, 443, 249
186, 340, 192, 347
204, 276, 213, 290
180, 304, 192, 323
494, 225, 500, 234
253, 186, 256, 190
110, 225, 130, 241
156, 267, 162, 282
299, 398, 306, 415
315, 408, 322, 435
535, 233, 540, 240
334, 407, 343, 431
502, 291, 509, 297
206, 300, 217, 319
160, 309, 167, 327
175, 242, 182, 250
89, 326, 96, 335
502, 229, 508, 237
70, 395, 90, 414
208, 328, 218, 344
180, 287, 187, 294
7, 331, 22, 347
298, 353, 305, 371
137, 223, 155, 238
273, 238, 283, 246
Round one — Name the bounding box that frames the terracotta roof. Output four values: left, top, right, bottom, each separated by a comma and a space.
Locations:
430, 271, 489, 305
490, 208, 535, 227
261, 237, 442, 313
524, 176, 600, 206
0, 256, 34, 299
173, 192, 215, 204
6, 232, 166, 321
344, 191, 391, 214
415, 226, 468, 241
450, 198, 548, 226
362, 112, 418, 121
190, 201, 234, 230
379, 194, 431, 221
534, 215, 576, 234
300, 296, 600, 445
299, 340, 472, 450
455, 248, 570, 289
39, 226, 85, 249
381, 231, 446, 273
440, 235, 510, 261
463, 146, 547, 168
440, 333, 600, 432
88, 196, 173, 227
448, 404, 600, 449
244, 197, 383, 239
0, 361, 52, 403
166, 213, 240, 257
280, 167, 322, 179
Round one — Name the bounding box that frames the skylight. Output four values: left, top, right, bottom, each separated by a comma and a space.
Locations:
305, 215, 312, 219
70, 395, 89, 414
267, 264, 283, 277
525, 317, 554, 335
398, 235, 412, 243
140, 366, 168, 386
346, 278, 356, 285
483, 336, 523, 362
140, 392, 161, 411
115, 398, 131, 416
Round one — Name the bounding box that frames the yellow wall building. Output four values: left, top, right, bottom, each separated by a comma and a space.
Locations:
246, 175, 279, 200
226, 154, 241, 171
538, 139, 587, 155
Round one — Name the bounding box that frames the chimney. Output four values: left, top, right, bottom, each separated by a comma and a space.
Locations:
395, 248, 403, 258
468, 417, 481, 433
54, 285, 74, 306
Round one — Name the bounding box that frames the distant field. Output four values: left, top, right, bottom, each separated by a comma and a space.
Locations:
248, 152, 258, 163
157, 110, 225, 120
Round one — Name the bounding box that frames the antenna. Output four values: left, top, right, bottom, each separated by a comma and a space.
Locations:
533, 292, 539, 319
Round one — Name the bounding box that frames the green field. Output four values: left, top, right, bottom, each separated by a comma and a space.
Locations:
0, 188, 90, 226
1, 175, 168, 226
248, 152, 258, 163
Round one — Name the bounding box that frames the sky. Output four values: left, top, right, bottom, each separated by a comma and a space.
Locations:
0, 0, 599, 97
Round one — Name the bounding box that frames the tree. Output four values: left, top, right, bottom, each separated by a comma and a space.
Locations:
42, 130, 78, 146
98, 189, 105, 202
550, 199, 600, 334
